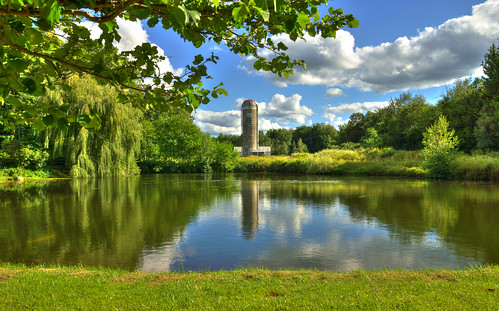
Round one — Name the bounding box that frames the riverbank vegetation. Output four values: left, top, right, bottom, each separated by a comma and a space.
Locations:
0, 44, 498, 180
0, 264, 497, 310
233, 148, 499, 181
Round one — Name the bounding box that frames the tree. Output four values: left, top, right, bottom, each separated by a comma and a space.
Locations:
141, 109, 204, 160
267, 128, 292, 155
474, 101, 498, 150
216, 133, 241, 147
258, 131, 270, 147
482, 42, 499, 99
140, 108, 237, 172
0, 1, 358, 128
291, 138, 308, 154
421, 115, 459, 179
338, 112, 366, 144
437, 79, 483, 151
361, 127, 382, 149
46, 75, 143, 177
474, 42, 499, 150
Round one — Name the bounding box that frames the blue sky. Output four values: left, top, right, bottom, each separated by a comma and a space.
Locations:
95, 0, 498, 135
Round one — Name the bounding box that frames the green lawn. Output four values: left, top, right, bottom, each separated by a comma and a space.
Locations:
0, 265, 497, 310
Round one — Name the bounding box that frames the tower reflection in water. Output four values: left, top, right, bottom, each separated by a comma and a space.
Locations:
241, 180, 259, 239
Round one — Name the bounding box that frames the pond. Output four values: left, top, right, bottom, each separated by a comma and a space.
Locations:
0, 174, 498, 272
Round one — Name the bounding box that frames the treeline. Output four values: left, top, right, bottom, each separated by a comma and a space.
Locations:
0, 43, 497, 179
217, 122, 338, 155
218, 82, 497, 155
0, 75, 236, 179
217, 43, 498, 155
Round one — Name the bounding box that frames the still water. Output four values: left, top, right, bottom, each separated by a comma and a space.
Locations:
0, 174, 498, 272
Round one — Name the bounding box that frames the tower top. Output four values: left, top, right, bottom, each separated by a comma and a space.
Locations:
241, 99, 257, 108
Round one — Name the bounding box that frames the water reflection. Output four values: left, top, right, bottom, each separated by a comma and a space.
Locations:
0, 175, 497, 271
241, 180, 259, 239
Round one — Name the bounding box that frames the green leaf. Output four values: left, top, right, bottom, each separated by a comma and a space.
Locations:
347, 19, 360, 28
42, 115, 54, 126
176, 4, 201, 26
256, 7, 270, 22
171, 5, 187, 27
77, 115, 91, 125
255, 0, 269, 10
232, 5, 249, 23
33, 119, 46, 131
213, 0, 219, 9
40, 0, 61, 26
25, 28, 44, 44
9, 59, 29, 71
6, 96, 22, 108
285, 15, 297, 32
277, 42, 288, 51
99, 22, 114, 33
147, 16, 159, 28
193, 54, 204, 65
56, 118, 70, 131
21, 77, 37, 94
297, 13, 310, 29
217, 88, 228, 96
58, 104, 70, 113
24, 105, 38, 115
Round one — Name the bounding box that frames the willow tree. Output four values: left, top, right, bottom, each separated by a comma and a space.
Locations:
0, 1, 358, 128
47, 75, 142, 177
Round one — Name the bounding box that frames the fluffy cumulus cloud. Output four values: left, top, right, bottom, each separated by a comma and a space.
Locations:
195, 94, 313, 135
81, 18, 182, 76
242, 0, 499, 93
258, 94, 314, 124
194, 110, 241, 135
325, 88, 346, 98
323, 101, 389, 124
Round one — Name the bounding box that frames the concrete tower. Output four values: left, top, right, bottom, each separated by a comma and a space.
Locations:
241, 99, 258, 156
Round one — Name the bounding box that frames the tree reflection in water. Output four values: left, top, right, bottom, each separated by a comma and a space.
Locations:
0, 175, 497, 271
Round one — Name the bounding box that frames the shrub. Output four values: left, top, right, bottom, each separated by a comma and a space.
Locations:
421, 116, 459, 179
361, 127, 383, 148
16, 145, 49, 170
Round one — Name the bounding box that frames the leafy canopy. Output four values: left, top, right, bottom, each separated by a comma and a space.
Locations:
0, 0, 357, 129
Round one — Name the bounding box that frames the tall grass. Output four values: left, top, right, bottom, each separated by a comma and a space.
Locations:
235, 148, 498, 181
452, 154, 499, 181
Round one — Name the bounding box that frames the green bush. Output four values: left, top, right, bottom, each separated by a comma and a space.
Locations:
421, 116, 459, 179
0, 150, 15, 168
16, 145, 49, 170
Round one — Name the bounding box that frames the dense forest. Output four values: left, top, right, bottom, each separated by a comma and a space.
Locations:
0, 43, 497, 179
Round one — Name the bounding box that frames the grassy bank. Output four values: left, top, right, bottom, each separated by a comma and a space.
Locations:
0, 264, 497, 310
234, 148, 499, 181
0, 167, 68, 182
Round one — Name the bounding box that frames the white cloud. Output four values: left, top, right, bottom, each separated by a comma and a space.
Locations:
237, 94, 313, 124
194, 110, 241, 135
260, 118, 285, 131
323, 101, 389, 124
114, 18, 149, 51
81, 18, 183, 77
260, 94, 314, 124
242, 0, 499, 93
328, 116, 346, 129
325, 88, 346, 98
195, 94, 312, 135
